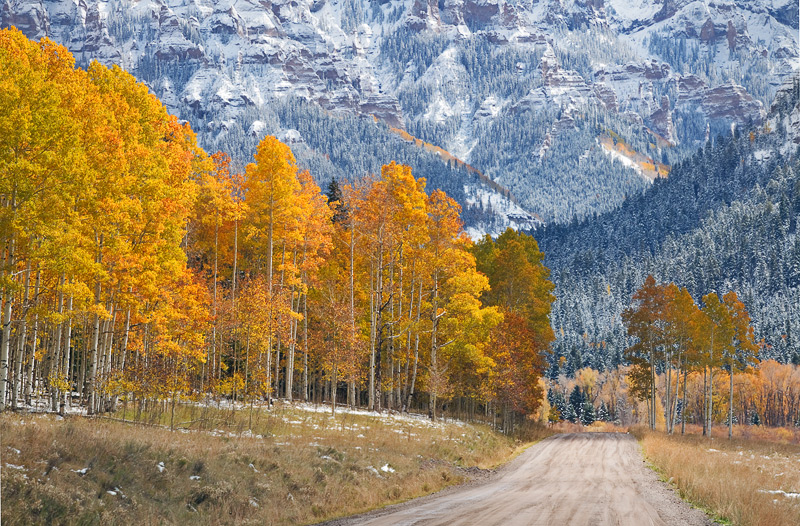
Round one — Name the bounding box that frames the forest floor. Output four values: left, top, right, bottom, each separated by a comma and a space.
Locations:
636, 427, 800, 526
0, 401, 541, 525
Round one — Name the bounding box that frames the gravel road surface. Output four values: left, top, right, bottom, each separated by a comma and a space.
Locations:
327, 432, 712, 526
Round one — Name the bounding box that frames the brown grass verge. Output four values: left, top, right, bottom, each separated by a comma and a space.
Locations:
0, 403, 531, 525
634, 427, 800, 526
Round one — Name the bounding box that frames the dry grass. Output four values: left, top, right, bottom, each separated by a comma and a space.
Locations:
1, 403, 525, 525
543, 420, 632, 434
635, 427, 800, 526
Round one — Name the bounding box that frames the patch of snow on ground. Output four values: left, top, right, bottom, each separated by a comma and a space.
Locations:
758, 489, 800, 499
292, 402, 464, 428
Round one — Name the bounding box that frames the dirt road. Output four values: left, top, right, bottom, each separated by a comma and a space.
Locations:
331, 433, 712, 526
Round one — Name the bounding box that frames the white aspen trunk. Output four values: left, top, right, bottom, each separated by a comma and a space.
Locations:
349, 223, 355, 408
728, 364, 734, 440
286, 288, 299, 400
665, 347, 672, 433
0, 235, 15, 410
431, 272, 439, 422
11, 316, 26, 410
285, 247, 302, 400
402, 279, 414, 411
78, 321, 88, 406
244, 330, 251, 402
230, 219, 238, 382
11, 263, 30, 409
120, 304, 131, 373
708, 365, 714, 435
402, 330, 411, 409
406, 286, 422, 411
25, 269, 41, 406
303, 294, 309, 402
87, 275, 102, 415
210, 216, 219, 392
51, 279, 64, 412
670, 350, 683, 434
331, 362, 337, 416
388, 260, 395, 411
267, 194, 274, 292
374, 238, 385, 412
62, 294, 73, 411
266, 331, 272, 402
702, 366, 708, 436
0, 188, 16, 410
681, 367, 688, 435
707, 328, 714, 436
368, 264, 375, 411
649, 343, 656, 430
102, 307, 117, 412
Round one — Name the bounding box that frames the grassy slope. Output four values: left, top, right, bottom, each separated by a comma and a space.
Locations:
636, 427, 800, 526
1, 403, 526, 525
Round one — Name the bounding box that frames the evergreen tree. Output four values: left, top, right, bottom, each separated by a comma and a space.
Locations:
326, 177, 349, 224
580, 402, 595, 426
548, 389, 568, 420
564, 403, 578, 423
566, 348, 582, 377
568, 385, 586, 420
597, 400, 609, 422
547, 360, 560, 381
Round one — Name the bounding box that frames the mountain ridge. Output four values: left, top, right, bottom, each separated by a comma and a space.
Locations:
2, 0, 797, 231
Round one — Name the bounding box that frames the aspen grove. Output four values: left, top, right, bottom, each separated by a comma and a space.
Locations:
0, 29, 555, 428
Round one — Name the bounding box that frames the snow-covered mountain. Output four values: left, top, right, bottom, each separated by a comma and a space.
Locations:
3, 0, 798, 231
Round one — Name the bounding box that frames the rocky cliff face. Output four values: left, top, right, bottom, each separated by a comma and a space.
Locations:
2, 0, 798, 229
